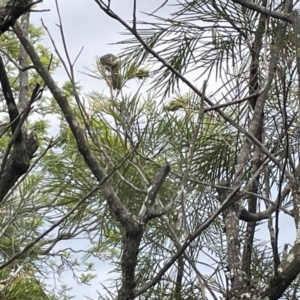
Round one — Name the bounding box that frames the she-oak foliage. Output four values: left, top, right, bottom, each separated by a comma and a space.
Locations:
0, 0, 300, 300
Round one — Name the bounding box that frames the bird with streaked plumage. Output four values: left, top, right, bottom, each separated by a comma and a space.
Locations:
100, 54, 121, 90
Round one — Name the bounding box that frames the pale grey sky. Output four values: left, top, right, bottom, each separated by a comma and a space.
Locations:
32, 0, 176, 92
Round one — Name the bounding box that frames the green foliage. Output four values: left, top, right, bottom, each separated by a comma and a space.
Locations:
0, 0, 295, 299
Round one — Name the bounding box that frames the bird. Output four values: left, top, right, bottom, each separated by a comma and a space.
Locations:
100, 54, 121, 90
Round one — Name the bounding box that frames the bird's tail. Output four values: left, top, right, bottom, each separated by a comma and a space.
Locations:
111, 71, 121, 90
110, 64, 121, 90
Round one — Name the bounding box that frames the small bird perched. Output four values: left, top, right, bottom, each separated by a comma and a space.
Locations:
100, 54, 121, 90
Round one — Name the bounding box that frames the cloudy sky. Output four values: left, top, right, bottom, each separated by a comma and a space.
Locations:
32, 0, 176, 92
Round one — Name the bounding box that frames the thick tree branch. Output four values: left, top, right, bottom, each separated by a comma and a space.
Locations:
0, 55, 21, 137
260, 239, 300, 299
0, 54, 38, 203
118, 225, 143, 300
138, 163, 170, 221
18, 12, 30, 110
241, 0, 267, 280
291, 12, 300, 228
0, 0, 41, 34
231, 0, 291, 22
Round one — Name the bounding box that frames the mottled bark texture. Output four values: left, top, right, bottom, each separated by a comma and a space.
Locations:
0, 7, 39, 201
0, 0, 39, 34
